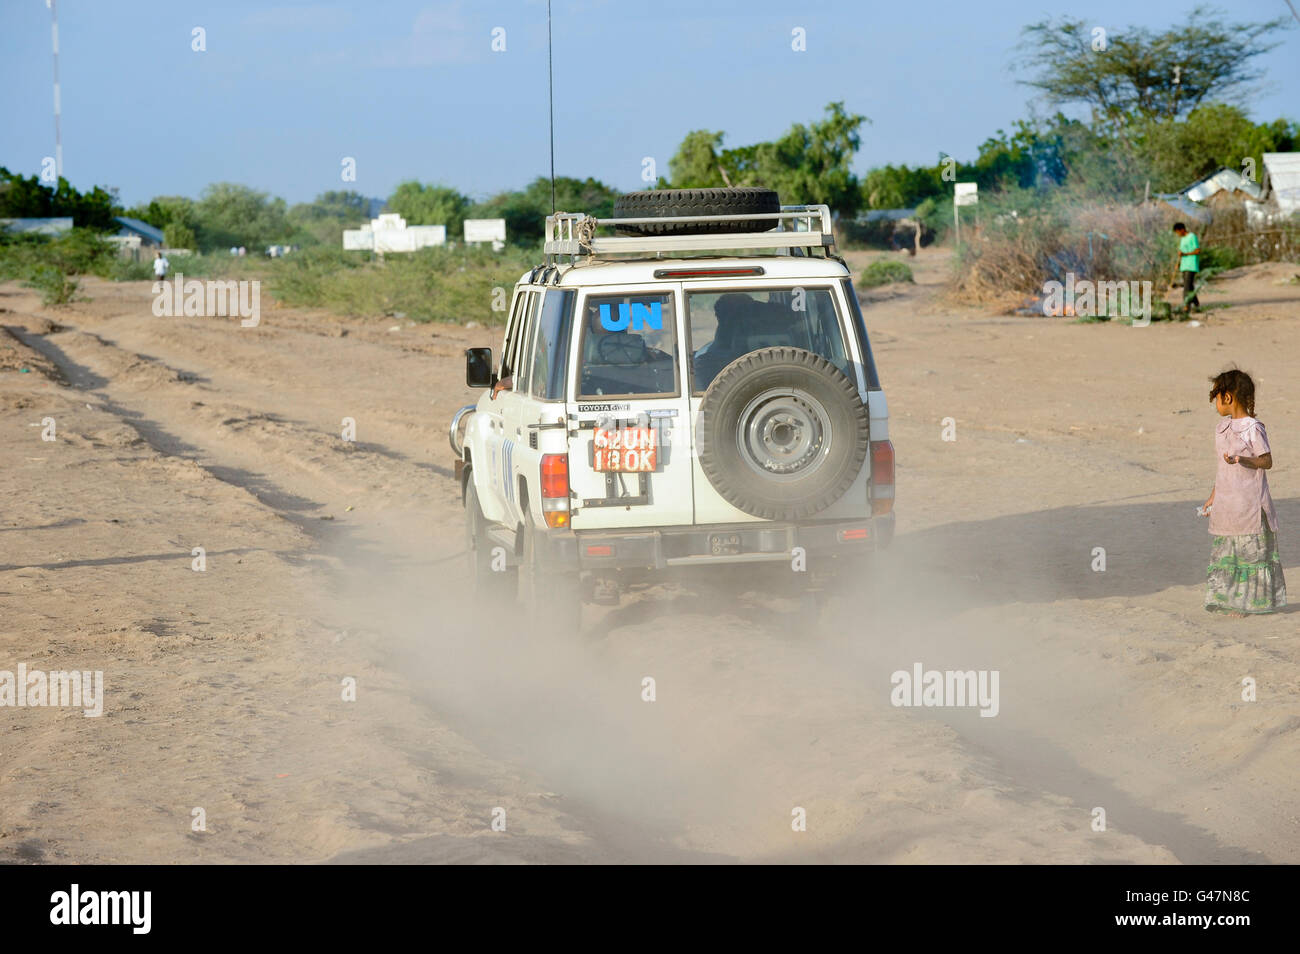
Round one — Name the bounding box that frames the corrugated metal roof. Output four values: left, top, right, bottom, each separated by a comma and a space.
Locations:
1263, 153, 1300, 216
114, 216, 165, 244
1154, 194, 1213, 224
1183, 167, 1263, 202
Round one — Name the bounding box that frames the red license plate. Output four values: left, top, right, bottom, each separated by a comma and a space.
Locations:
593, 426, 658, 472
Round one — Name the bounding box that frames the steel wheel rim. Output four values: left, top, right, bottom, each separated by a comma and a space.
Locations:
735, 388, 830, 481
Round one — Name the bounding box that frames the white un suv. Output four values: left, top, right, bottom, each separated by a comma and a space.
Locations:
450, 188, 894, 625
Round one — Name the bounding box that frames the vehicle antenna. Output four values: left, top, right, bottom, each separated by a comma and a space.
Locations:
548, 0, 556, 214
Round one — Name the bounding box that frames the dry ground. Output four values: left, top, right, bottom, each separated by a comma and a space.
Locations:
1, 249, 1297, 863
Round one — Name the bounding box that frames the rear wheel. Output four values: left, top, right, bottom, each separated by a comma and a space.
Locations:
519, 510, 583, 633
798, 589, 827, 623
465, 481, 517, 600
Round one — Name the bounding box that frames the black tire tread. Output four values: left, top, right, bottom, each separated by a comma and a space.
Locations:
613, 188, 780, 236
466, 482, 517, 599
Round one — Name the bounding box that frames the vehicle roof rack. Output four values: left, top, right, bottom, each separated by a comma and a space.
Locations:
543, 204, 836, 265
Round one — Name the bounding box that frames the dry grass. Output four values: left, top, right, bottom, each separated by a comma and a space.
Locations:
946, 191, 1299, 311
948, 198, 1171, 309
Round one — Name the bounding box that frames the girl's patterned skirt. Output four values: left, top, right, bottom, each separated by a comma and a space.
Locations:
1205, 517, 1287, 614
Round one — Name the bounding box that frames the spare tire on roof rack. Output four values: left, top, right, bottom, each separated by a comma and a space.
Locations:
612, 188, 780, 236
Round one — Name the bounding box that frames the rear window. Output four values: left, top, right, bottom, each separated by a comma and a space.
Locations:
528, 289, 574, 401
577, 292, 679, 398
687, 287, 852, 393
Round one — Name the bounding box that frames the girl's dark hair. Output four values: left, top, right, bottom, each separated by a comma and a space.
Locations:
1209, 368, 1256, 417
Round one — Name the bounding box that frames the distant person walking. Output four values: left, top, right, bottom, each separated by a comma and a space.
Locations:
1201, 368, 1286, 615
1172, 222, 1201, 312
153, 250, 170, 282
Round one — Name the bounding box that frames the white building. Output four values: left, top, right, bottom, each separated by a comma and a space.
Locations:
1262, 153, 1300, 220
463, 217, 507, 251
343, 213, 445, 252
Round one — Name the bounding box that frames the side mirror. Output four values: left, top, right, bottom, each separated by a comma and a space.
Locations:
465, 347, 495, 388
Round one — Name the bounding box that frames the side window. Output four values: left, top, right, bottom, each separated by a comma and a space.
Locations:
530, 290, 575, 401
577, 292, 679, 398
807, 290, 848, 371
500, 289, 529, 381
514, 291, 541, 394
841, 279, 881, 389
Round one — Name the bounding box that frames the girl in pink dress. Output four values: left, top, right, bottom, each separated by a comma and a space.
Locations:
1202, 369, 1286, 615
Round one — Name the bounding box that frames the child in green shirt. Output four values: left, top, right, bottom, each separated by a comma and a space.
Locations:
1172, 222, 1201, 312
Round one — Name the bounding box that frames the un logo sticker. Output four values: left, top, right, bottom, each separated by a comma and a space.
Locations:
599, 301, 662, 332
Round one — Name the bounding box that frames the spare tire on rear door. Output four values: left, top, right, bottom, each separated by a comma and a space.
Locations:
613, 188, 780, 236
696, 347, 869, 521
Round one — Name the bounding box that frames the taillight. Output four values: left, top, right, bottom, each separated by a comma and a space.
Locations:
870, 440, 894, 515
541, 454, 570, 528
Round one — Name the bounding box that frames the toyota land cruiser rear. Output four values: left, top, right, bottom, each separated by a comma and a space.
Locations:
451, 188, 894, 625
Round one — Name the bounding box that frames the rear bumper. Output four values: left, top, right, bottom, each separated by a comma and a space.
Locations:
535, 513, 895, 571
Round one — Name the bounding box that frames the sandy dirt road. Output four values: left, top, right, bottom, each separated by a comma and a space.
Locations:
1, 252, 1297, 863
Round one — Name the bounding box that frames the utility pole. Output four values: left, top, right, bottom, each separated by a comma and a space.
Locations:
48, 0, 63, 180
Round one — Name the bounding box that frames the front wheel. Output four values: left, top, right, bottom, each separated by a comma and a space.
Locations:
465, 481, 517, 600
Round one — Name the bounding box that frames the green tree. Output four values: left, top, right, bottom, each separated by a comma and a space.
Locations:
126, 195, 199, 233
1017, 6, 1290, 128
163, 222, 197, 250
194, 183, 291, 251
0, 168, 120, 230
1133, 104, 1298, 191
862, 163, 947, 210
469, 176, 619, 246
665, 104, 868, 213
728, 103, 868, 213
286, 190, 370, 246
386, 182, 470, 238
972, 120, 1069, 191
668, 131, 728, 188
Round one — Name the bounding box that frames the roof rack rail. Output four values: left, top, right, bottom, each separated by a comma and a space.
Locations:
543, 204, 836, 264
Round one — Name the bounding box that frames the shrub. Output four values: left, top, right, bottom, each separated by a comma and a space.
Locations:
110, 258, 155, 281
1201, 245, 1244, 271
268, 244, 537, 324
949, 188, 1172, 308
860, 259, 915, 288
24, 264, 80, 304
1, 229, 112, 300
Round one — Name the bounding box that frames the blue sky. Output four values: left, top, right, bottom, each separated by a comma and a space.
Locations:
2, 0, 1297, 208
